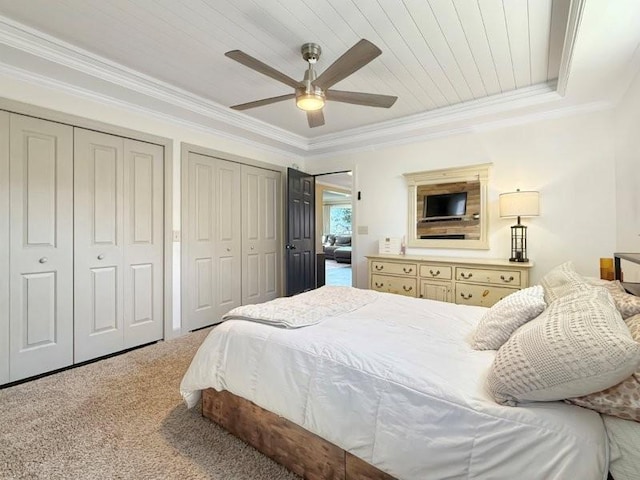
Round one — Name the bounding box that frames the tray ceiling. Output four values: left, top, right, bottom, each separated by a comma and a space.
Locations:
0, 1, 572, 137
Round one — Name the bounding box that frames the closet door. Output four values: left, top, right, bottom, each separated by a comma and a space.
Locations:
9, 114, 73, 381
184, 153, 242, 331
74, 129, 125, 363
0, 111, 9, 384
122, 139, 164, 348
75, 131, 164, 361
214, 159, 242, 318
242, 165, 281, 305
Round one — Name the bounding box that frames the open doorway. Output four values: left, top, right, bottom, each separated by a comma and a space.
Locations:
315, 172, 353, 287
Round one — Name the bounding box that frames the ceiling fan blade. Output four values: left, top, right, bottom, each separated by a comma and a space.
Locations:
225, 50, 300, 89
326, 90, 397, 108
313, 39, 382, 90
307, 110, 325, 128
230, 93, 296, 110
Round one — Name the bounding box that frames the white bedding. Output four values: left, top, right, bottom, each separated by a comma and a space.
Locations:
181, 288, 608, 480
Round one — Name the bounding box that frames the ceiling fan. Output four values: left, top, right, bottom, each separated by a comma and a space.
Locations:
225, 39, 398, 128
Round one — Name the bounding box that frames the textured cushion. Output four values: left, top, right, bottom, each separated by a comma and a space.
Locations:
487, 288, 640, 406
471, 286, 546, 350
608, 281, 640, 319
539, 261, 587, 304
586, 278, 640, 320
567, 314, 640, 421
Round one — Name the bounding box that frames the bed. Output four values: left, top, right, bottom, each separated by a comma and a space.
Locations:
180, 286, 613, 480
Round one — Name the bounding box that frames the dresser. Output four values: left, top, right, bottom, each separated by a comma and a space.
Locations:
367, 254, 532, 307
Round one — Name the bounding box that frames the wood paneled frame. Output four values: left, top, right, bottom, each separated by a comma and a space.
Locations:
405, 164, 491, 250
202, 388, 396, 480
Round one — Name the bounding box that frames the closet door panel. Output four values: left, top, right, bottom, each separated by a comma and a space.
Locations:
74, 128, 124, 362
215, 160, 241, 317
261, 171, 280, 300
242, 165, 281, 305
123, 140, 163, 348
0, 111, 8, 384
184, 153, 216, 330
9, 114, 73, 381
242, 167, 262, 304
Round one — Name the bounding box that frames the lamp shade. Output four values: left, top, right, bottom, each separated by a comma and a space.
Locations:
499, 190, 540, 218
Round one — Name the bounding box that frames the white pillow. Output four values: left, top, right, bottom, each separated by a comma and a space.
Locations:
539, 261, 588, 304
471, 286, 546, 350
487, 287, 640, 406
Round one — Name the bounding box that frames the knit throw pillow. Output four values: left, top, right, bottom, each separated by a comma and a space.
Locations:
567, 313, 640, 421
539, 261, 587, 304
471, 286, 546, 351
487, 288, 640, 406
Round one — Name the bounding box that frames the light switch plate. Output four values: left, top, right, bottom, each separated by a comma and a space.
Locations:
172, 230, 181, 242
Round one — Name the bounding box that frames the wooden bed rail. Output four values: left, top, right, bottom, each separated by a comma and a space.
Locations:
202, 388, 396, 480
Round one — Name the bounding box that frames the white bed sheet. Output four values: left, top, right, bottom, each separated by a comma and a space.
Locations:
181, 289, 608, 480
603, 415, 640, 480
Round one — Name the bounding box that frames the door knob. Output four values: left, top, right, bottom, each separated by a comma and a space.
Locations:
39, 257, 47, 264
285, 244, 296, 250
97, 254, 105, 260
250, 246, 255, 250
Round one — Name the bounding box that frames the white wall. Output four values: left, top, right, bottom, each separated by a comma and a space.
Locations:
614, 69, 640, 281
307, 110, 617, 287
0, 74, 298, 335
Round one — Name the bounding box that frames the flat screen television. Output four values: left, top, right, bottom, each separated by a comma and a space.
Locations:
423, 192, 467, 219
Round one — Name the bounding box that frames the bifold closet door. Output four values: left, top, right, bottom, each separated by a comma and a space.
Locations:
0, 112, 8, 384
9, 114, 74, 381
184, 153, 241, 331
74, 129, 163, 363
242, 165, 281, 305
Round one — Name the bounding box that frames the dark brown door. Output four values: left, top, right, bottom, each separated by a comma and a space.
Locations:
285, 168, 315, 296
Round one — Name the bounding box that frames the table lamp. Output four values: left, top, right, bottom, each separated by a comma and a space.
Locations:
499, 189, 540, 262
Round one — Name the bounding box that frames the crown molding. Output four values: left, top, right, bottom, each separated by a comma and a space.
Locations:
0, 8, 586, 159
305, 100, 613, 161
0, 62, 305, 161
556, 0, 587, 96
0, 15, 308, 152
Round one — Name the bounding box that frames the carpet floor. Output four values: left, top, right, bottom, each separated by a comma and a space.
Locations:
0, 328, 299, 480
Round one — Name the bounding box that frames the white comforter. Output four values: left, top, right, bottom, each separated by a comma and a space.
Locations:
181, 287, 608, 480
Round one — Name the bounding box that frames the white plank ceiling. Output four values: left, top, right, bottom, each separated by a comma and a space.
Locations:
0, 0, 570, 138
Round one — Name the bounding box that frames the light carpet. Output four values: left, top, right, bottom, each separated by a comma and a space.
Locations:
0, 328, 299, 480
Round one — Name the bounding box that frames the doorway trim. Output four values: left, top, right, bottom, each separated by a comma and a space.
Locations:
314, 170, 355, 287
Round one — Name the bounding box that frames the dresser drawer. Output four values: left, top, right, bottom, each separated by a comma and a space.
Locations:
371, 274, 417, 297
371, 261, 417, 276
455, 267, 522, 287
455, 283, 518, 307
419, 264, 452, 280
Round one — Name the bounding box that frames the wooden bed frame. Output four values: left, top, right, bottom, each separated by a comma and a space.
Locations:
202, 388, 396, 480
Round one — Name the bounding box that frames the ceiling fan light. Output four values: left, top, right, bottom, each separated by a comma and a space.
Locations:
296, 93, 325, 111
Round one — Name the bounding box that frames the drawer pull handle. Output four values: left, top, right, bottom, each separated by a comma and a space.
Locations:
374, 282, 384, 288
482, 290, 490, 297
375, 265, 384, 271
460, 292, 473, 300
403, 267, 413, 274
403, 285, 413, 292
39, 257, 48, 264
429, 269, 440, 277
460, 272, 473, 279
500, 275, 514, 283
